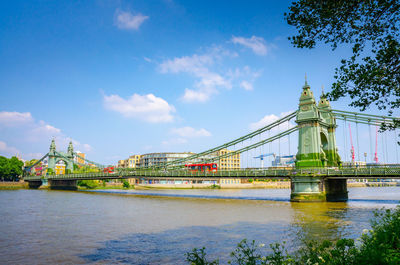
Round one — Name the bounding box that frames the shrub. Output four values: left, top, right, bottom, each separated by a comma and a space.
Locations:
122, 179, 130, 188
186, 206, 400, 265
185, 247, 219, 265
77, 180, 98, 189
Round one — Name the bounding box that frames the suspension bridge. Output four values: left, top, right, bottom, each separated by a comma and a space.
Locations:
23, 80, 400, 202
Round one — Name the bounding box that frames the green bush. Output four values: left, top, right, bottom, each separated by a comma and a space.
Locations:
122, 179, 130, 188
186, 206, 400, 265
77, 180, 98, 189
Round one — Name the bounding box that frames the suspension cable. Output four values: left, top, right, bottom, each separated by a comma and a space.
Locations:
356, 118, 360, 162
343, 118, 347, 162
384, 124, 389, 164
395, 129, 399, 164
156, 111, 297, 169
169, 126, 299, 169
368, 121, 372, 163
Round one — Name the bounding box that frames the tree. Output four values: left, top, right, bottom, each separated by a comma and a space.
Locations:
0, 156, 10, 181
0, 156, 23, 181
25, 159, 39, 167
8, 156, 23, 181
285, 0, 400, 118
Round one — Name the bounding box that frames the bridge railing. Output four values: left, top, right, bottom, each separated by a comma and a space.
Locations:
23, 165, 400, 181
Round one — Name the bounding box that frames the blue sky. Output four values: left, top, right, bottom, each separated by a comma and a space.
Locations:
0, 0, 398, 165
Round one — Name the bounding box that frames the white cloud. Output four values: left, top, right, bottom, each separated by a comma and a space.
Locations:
181, 88, 213, 102
82, 144, 92, 152
240, 80, 253, 91
159, 48, 234, 103
103, 93, 175, 123
143, 57, 152, 63
232, 36, 268, 56
0, 141, 20, 156
162, 137, 188, 146
0, 111, 33, 126
159, 45, 264, 101
170, 126, 211, 138
250, 114, 280, 131
31, 120, 61, 135
249, 111, 295, 131
0, 111, 92, 158
115, 10, 149, 30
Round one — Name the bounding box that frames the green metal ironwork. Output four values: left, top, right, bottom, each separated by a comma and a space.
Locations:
24, 165, 400, 181
154, 110, 298, 169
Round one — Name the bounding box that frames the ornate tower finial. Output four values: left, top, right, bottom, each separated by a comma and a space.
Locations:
321, 85, 325, 96
305, 73, 308, 86
50, 138, 56, 150
68, 141, 73, 153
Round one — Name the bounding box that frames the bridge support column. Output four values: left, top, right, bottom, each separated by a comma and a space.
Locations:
325, 179, 348, 202
290, 176, 326, 202
48, 179, 77, 190
28, 180, 42, 189
290, 177, 348, 202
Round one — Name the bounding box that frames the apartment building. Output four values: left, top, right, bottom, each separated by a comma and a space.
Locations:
213, 149, 241, 170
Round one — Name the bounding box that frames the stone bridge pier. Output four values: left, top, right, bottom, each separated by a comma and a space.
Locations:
290, 177, 348, 202
48, 179, 78, 190
27, 180, 43, 189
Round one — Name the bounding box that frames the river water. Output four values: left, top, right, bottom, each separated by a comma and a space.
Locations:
0, 187, 399, 264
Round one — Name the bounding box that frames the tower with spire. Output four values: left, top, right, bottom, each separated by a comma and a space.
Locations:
292, 78, 344, 202
46, 139, 75, 175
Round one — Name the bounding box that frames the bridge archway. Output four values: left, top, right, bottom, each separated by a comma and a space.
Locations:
320, 132, 328, 150
54, 158, 73, 175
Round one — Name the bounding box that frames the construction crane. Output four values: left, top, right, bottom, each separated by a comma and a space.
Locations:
254, 153, 275, 168
348, 124, 355, 163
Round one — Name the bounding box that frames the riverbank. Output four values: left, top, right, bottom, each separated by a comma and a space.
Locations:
0, 181, 28, 190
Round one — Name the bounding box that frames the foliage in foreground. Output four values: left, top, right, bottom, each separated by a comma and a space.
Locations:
285, 0, 400, 119
186, 206, 400, 265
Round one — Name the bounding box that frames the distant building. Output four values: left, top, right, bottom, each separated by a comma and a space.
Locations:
117, 149, 240, 170
342, 161, 367, 167
128, 155, 142, 168
118, 159, 129, 168
272, 155, 296, 167
75, 152, 85, 165
87, 163, 97, 168
55, 161, 66, 175
213, 149, 241, 170
139, 152, 195, 168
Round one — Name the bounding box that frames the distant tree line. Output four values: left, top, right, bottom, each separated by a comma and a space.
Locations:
0, 156, 24, 181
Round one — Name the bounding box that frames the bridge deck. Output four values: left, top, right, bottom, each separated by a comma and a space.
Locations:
24, 167, 400, 181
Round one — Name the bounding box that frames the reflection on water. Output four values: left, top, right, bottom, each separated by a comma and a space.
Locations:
81, 222, 298, 265
0, 187, 399, 264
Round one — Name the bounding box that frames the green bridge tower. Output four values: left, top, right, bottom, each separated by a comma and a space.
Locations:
291, 80, 347, 202
47, 139, 74, 175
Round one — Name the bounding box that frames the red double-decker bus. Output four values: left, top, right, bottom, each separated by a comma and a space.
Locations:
103, 166, 115, 173
185, 163, 218, 172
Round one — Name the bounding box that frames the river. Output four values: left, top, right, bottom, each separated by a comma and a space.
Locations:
0, 187, 399, 264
